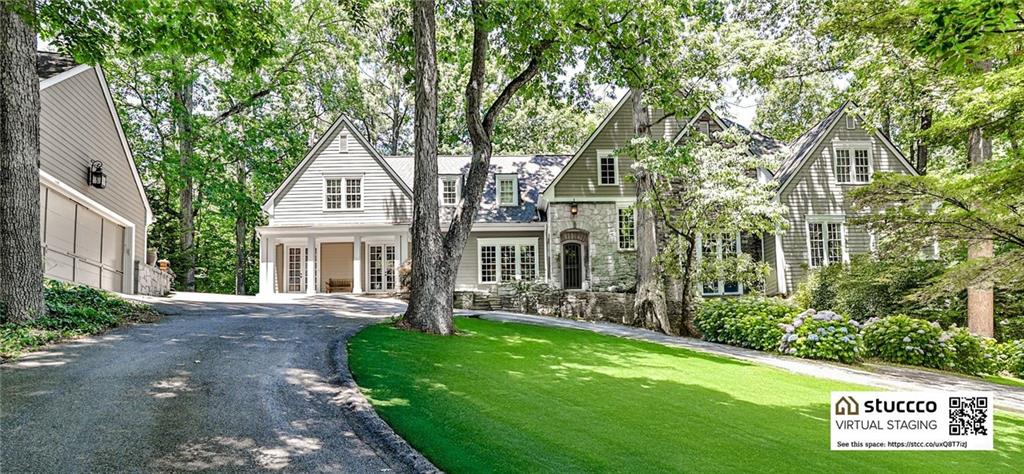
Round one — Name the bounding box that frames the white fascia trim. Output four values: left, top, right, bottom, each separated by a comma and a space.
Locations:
39, 64, 92, 90
545, 196, 637, 204
40, 169, 134, 228
777, 102, 850, 197
256, 224, 411, 236
671, 107, 730, 144
471, 222, 546, 231
543, 94, 631, 201
478, 237, 540, 246
94, 67, 154, 226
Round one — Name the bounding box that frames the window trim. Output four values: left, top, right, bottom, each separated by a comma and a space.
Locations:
698, 232, 743, 296
496, 174, 519, 207
596, 149, 619, 186
477, 237, 539, 284
616, 205, 636, 251
439, 175, 461, 207
322, 175, 364, 211
832, 142, 873, 184
336, 133, 348, 153
805, 215, 848, 268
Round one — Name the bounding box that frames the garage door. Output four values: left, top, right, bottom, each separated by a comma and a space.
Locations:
41, 185, 126, 292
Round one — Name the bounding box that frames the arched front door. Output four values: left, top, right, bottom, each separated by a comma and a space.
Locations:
562, 242, 582, 289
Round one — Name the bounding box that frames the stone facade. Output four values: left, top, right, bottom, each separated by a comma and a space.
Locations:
546, 202, 636, 291
135, 261, 174, 296
452, 287, 634, 324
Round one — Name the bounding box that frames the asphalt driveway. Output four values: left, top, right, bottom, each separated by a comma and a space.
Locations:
1, 293, 409, 473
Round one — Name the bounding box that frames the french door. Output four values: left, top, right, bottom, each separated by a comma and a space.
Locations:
286, 246, 305, 293
368, 244, 396, 291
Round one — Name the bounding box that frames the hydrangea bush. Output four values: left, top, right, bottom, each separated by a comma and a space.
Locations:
862, 315, 949, 368
943, 326, 1001, 375
1000, 340, 1024, 378
778, 309, 864, 363
694, 297, 799, 350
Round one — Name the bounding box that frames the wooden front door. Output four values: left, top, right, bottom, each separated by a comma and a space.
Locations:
562, 242, 582, 289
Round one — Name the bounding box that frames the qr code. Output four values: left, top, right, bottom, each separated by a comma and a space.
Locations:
949, 396, 989, 436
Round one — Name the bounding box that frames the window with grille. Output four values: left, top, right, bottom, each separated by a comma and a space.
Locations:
440, 176, 459, 206
808, 220, 844, 267
598, 150, 618, 185
617, 207, 635, 250
325, 177, 362, 210
479, 239, 538, 284
834, 146, 870, 183
497, 175, 518, 206
699, 233, 742, 296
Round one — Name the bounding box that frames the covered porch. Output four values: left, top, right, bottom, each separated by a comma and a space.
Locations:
257, 226, 410, 295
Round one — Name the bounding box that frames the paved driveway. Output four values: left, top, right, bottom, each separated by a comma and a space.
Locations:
1, 293, 408, 473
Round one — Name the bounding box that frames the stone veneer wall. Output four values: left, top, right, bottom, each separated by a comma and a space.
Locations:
135, 261, 174, 296
453, 288, 636, 324
546, 202, 636, 291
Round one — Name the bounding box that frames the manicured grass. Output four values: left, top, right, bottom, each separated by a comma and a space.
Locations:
985, 375, 1024, 389
350, 317, 1024, 473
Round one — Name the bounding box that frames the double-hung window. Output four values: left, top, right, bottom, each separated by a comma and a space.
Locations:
597, 150, 618, 185
496, 175, 519, 206
440, 176, 460, 207
325, 177, 363, 210
807, 218, 845, 267
479, 238, 538, 284
617, 206, 635, 250
834, 144, 871, 184
699, 233, 743, 296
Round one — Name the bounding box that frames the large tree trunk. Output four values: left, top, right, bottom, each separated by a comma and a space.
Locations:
677, 236, 700, 336
234, 165, 247, 295
0, 1, 45, 322
966, 125, 994, 336
629, 89, 671, 334
915, 109, 931, 173
173, 79, 197, 291
400, 0, 454, 335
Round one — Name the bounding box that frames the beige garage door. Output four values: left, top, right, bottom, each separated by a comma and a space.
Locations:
41, 186, 126, 292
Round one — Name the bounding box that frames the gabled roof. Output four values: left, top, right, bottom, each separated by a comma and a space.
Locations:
542, 94, 631, 197
262, 115, 413, 212
385, 154, 569, 223
37, 54, 154, 226
773, 101, 920, 196
671, 107, 783, 156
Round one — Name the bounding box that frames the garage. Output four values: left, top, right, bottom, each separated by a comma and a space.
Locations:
41, 184, 129, 293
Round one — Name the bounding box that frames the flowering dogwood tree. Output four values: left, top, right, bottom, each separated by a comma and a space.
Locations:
631, 128, 787, 334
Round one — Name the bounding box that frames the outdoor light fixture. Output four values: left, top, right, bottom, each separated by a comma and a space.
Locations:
570, 200, 578, 217
88, 160, 107, 189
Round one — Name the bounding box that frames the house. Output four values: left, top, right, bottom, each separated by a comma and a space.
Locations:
35, 52, 154, 294
258, 95, 916, 299
255, 115, 567, 295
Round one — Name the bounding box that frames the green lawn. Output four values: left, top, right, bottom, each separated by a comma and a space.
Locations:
349, 317, 1024, 473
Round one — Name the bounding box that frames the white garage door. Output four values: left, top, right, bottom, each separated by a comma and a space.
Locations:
41, 185, 126, 292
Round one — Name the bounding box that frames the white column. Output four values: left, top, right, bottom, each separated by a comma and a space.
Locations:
306, 236, 317, 294
393, 234, 404, 291
352, 236, 363, 293
258, 234, 270, 295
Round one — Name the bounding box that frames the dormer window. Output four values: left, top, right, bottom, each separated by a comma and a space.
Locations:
497, 174, 519, 206
834, 144, 872, 184
597, 150, 618, 185
440, 175, 460, 207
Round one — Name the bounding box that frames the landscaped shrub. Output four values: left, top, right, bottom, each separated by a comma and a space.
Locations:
0, 280, 157, 360
1000, 340, 1024, 378
778, 309, 863, 363
862, 315, 950, 368
695, 297, 799, 350
943, 326, 1002, 375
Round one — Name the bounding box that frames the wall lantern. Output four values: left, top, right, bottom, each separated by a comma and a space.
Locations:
570, 200, 578, 217
88, 160, 107, 189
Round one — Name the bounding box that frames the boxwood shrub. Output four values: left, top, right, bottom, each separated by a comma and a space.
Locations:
695, 297, 799, 350
779, 310, 864, 363
862, 315, 950, 368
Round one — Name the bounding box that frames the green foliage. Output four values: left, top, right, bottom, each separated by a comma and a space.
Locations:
862, 315, 949, 368
0, 280, 157, 360
695, 297, 799, 351
779, 310, 864, 364
1000, 340, 1024, 378
943, 327, 999, 376
795, 256, 961, 323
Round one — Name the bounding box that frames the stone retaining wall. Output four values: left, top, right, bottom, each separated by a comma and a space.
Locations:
135, 261, 174, 296
454, 288, 636, 324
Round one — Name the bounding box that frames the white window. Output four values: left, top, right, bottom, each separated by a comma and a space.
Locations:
807, 218, 845, 267
478, 238, 538, 284
497, 175, 518, 206
324, 177, 363, 210
699, 233, 742, 296
845, 116, 857, 129
440, 176, 460, 206
834, 144, 871, 184
597, 150, 618, 185
617, 206, 635, 250
337, 133, 348, 152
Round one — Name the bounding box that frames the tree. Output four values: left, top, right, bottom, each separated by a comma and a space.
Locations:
635, 129, 786, 334
0, 0, 45, 322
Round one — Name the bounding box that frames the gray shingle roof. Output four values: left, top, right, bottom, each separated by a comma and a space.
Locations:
718, 116, 784, 157
384, 154, 569, 224
771, 102, 849, 185
37, 51, 79, 80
